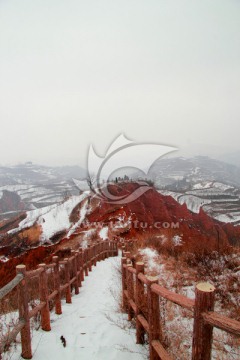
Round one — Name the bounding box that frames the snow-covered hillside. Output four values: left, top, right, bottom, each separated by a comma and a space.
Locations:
0, 163, 86, 220
147, 156, 240, 188
8, 193, 89, 242
159, 180, 240, 225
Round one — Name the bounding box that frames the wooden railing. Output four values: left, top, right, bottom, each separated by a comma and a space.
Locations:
0, 240, 118, 359
121, 249, 240, 360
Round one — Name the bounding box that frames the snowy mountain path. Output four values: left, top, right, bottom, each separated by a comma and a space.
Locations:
10, 256, 146, 360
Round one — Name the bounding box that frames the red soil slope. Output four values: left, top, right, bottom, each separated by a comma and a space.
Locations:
0, 182, 239, 287
86, 183, 240, 251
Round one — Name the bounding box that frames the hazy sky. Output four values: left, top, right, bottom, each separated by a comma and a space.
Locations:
0, 0, 240, 167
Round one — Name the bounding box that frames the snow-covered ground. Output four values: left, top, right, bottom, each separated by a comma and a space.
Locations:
8, 193, 89, 242
159, 184, 240, 224
99, 227, 109, 240
178, 194, 211, 213
138, 247, 240, 360
5, 257, 146, 360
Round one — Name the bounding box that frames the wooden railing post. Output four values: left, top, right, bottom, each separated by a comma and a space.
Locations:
88, 245, 92, 272
71, 251, 79, 295
103, 242, 106, 260
38, 264, 51, 331
114, 241, 118, 256
92, 244, 97, 266
136, 262, 145, 344
111, 242, 115, 257
52, 256, 62, 315
16, 265, 32, 359
121, 257, 127, 311
75, 250, 82, 287
106, 241, 109, 258
125, 251, 131, 263
109, 241, 112, 257
64, 258, 72, 303
105, 241, 108, 258
107, 241, 109, 258
99, 241, 102, 261
127, 265, 134, 321
96, 242, 99, 262
79, 248, 84, 282
147, 276, 161, 360
94, 242, 97, 262
192, 282, 215, 360
101, 241, 106, 260
84, 249, 89, 276
100, 242, 104, 261
98, 242, 102, 261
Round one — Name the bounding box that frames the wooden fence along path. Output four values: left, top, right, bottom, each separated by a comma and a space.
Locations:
0, 241, 118, 359
1, 239, 240, 360
121, 248, 240, 360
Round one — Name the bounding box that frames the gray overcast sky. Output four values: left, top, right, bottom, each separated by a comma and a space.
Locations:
0, 0, 240, 166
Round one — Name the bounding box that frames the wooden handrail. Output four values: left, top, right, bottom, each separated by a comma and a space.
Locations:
127, 266, 137, 274
202, 311, 240, 336
137, 314, 149, 333
29, 302, 46, 319
48, 290, 58, 301
45, 263, 55, 269
27, 268, 44, 279
0, 319, 25, 353
151, 283, 195, 311
0, 273, 23, 300
137, 272, 148, 285
151, 340, 173, 360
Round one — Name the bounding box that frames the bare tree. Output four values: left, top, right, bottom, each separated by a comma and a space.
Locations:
86, 173, 96, 193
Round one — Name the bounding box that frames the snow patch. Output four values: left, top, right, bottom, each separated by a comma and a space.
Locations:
178, 195, 211, 213
99, 227, 109, 240
67, 198, 89, 237
0, 255, 9, 262
172, 235, 183, 246
139, 247, 162, 273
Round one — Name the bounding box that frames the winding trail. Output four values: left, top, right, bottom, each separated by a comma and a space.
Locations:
11, 257, 146, 360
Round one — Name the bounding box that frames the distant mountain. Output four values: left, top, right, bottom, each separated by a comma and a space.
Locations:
137, 156, 240, 225
217, 151, 240, 168
0, 163, 86, 185
2, 157, 240, 225
146, 156, 240, 188
0, 163, 86, 220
